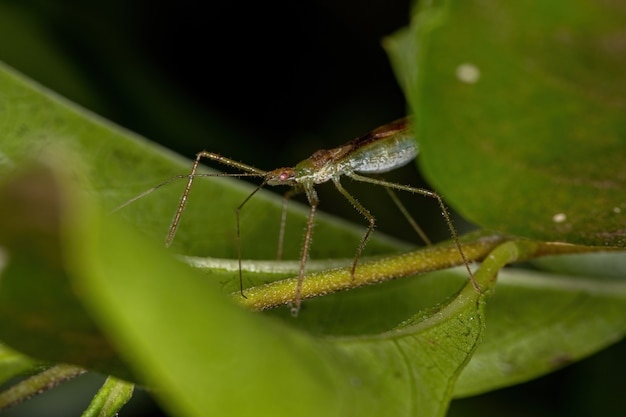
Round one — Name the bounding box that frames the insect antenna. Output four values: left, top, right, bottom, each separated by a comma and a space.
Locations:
112, 172, 261, 214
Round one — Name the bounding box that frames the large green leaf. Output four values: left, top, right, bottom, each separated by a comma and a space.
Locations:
0, 166, 129, 377
0, 343, 39, 385
387, 0, 626, 246
383, 0, 626, 402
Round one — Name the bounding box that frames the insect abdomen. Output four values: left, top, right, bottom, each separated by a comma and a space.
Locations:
348, 132, 418, 174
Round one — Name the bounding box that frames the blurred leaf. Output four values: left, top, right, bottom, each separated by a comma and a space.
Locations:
0, 166, 129, 377
387, 0, 626, 246
531, 251, 626, 278
0, 343, 40, 385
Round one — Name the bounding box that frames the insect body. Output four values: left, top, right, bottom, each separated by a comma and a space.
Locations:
119, 118, 476, 316
271, 118, 417, 187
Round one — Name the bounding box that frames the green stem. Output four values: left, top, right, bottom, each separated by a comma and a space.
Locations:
82, 376, 135, 417
0, 364, 86, 411
234, 232, 619, 311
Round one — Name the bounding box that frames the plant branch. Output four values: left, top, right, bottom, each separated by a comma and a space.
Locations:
0, 364, 86, 411
233, 232, 621, 311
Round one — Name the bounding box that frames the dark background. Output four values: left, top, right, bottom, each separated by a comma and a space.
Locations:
0, 0, 410, 159
0, 1, 624, 416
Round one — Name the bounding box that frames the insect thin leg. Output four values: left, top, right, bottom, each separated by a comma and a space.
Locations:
165, 151, 268, 247
277, 187, 302, 261
430, 193, 481, 293
166, 154, 205, 247
384, 187, 432, 246
235, 182, 267, 298
332, 178, 375, 277
292, 187, 319, 317
349, 173, 481, 293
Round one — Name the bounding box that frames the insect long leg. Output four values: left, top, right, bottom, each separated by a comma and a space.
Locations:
384, 187, 432, 246
277, 187, 303, 260
332, 178, 376, 277
348, 173, 481, 293
166, 150, 267, 247
235, 182, 268, 298
292, 186, 319, 317
166, 155, 203, 247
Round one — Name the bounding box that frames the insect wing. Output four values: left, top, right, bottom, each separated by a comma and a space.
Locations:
345, 119, 418, 174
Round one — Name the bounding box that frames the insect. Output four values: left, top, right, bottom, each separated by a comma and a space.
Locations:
117, 118, 477, 315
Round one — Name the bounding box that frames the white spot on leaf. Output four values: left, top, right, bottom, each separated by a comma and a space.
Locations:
456, 63, 481, 84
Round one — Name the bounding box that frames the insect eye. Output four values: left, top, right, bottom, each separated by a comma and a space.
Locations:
279, 170, 293, 181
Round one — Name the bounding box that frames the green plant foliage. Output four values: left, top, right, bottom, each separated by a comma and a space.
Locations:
387, 0, 626, 246
0, 162, 491, 417
0, 343, 39, 385
382, 0, 626, 407
0, 60, 487, 416
455, 260, 626, 396
0, 0, 625, 415
0, 166, 129, 377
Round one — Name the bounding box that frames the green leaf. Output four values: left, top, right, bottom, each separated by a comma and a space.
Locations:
456, 259, 626, 396
0, 166, 129, 377
386, 0, 626, 246
0, 343, 40, 385
384, 0, 626, 401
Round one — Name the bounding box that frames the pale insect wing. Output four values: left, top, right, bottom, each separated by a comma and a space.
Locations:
346, 131, 418, 174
